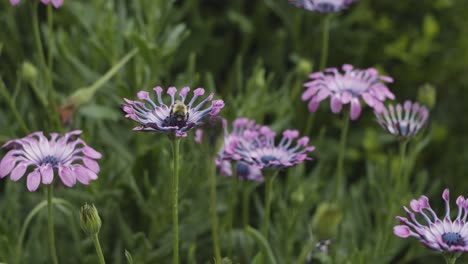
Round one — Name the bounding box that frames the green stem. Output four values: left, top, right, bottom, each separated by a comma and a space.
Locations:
397, 140, 409, 195
242, 182, 251, 228
209, 159, 221, 262
47, 185, 59, 264
335, 111, 350, 201
262, 172, 278, 238
32, 1, 62, 131
0, 80, 30, 135
444, 254, 459, 264
171, 138, 181, 264
319, 15, 331, 70
227, 168, 239, 259
92, 234, 106, 264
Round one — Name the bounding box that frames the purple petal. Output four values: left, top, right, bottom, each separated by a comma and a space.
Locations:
10, 0, 20, 6
394, 225, 411, 238
0, 152, 17, 178
40, 165, 54, 184
51, 0, 63, 8
82, 146, 102, 159
330, 96, 343, 113
10, 162, 28, 181
58, 166, 76, 187
350, 99, 362, 120
75, 166, 97, 184
26, 170, 41, 192
83, 157, 100, 173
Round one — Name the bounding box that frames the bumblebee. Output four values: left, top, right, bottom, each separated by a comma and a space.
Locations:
168, 100, 189, 127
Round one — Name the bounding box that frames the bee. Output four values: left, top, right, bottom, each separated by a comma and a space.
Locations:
168, 100, 189, 127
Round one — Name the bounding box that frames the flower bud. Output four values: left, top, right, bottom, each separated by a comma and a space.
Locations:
80, 203, 102, 236
311, 203, 342, 239
21, 61, 38, 83
417, 83, 436, 110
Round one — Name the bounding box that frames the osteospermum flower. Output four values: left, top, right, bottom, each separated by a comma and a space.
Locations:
289, 0, 355, 13
394, 189, 468, 252
0, 131, 101, 192
122, 86, 225, 137
9, 0, 63, 8
234, 127, 315, 170
302, 64, 395, 120
375, 100, 429, 138
213, 117, 264, 182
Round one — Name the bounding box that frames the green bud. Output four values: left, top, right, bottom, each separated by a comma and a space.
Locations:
80, 203, 102, 236
417, 83, 436, 110
311, 203, 343, 239
291, 186, 304, 204
21, 61, 38, 83
296, 60, 313, 76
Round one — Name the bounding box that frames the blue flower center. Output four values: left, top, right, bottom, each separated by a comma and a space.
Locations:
236, 162, 250, 180
40, 155, 60, 167
316, 3, 337, 13
261, 155, 277, 164
442, 232, 464, 246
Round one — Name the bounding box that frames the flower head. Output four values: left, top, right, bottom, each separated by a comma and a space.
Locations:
10, 0, 63, 8
302, 64, 394, 120
375, 100, 429, 138
0, 131, 101, 191
234, 126, 315, 170
289, 0, 355, 13
80, 203, 102, 236
122, 86, 224, 137
394, 189, 468, 252
214, 118, 264, 182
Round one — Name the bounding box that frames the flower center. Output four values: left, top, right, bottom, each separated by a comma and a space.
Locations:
316, 3, 337, 12
261, 155, 277, 164
40, 155, 60, 167
442, 232, 464, 246
236, 162, 250, 180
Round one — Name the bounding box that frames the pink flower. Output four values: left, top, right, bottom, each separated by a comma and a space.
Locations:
0, 131, 101, 191
302, 64, 395, 120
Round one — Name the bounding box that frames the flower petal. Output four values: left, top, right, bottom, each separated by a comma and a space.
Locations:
394, 225, 411, 238
40, 165, 54, 184
26, 170, 41, 192
10, 162, 28, 181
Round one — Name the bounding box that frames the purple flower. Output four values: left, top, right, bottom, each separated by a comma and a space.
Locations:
0, 131, 101, 192
9, 0, 63, 8
215, 118, 264, 182
375, 100, 429, 138
289, 0, 355, 13
122, 86, 225, 137
234, 126, 315, 170
302, 64, 395, 120
394, 189, 468, 252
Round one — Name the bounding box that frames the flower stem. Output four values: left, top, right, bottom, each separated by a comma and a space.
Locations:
32, 1, 62, 131
335, 111, 350, 201
227, 168, 238, 259
47, 185, 59, 264
171, 138, 181, 264
242, 182, 251, 228
262, 171, 278, 238
319, 15, 331, 70
0, 80, 30, 135
92, 234, 106, 264
444, 254, 459, 264
397, 139, 409, 194
209, 159, 221, 263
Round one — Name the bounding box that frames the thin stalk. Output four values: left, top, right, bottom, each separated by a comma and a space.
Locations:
242, 182, 251, 228
445, 255, 458, 264
262, 171, 278, 238
397, 140, 409, 194
92, 234, 106, 264
171, 138, 181, 264
32, 2, 61, 131
319, 15, 331, 70
0, 80, 30, 134
227, 166, 239, 259
47, 185, 59, 264
335, 111, 350, 201
209, 158, 221, 262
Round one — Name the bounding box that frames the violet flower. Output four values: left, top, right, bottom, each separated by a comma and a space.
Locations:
0, 130, 101, 191
394, 189, 468, 252
302, 64, 395, 120
9, 0, 63, 8
375, 100, 429, 138
289, 0, 355, 13
122, 86, 225, 137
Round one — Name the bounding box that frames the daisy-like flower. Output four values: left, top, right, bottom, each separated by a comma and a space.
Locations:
9, 0, 63, 8
302, 64, 395, 120
0, 131, 101, 192
394, 189, 468, 252
375, 100, 429, 138
122, 86, 225, 137
234, 126, 315, 170
215, 118, 264, 182
289, 0, 355, 13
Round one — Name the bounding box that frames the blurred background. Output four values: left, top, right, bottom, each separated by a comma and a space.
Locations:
0, 0, 467, 263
